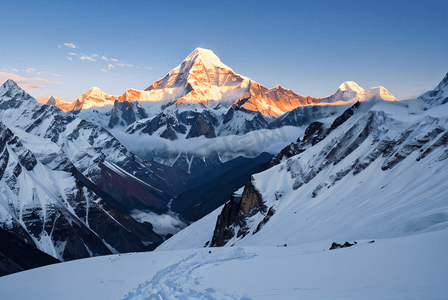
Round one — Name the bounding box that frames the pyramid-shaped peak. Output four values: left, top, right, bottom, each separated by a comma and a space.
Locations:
46, 96, 57, 105
77, 87, 110, 99
1, 79, 22, 95
185, 47, 229, 70
2, 79, 21, 89
338, 81, 365, 94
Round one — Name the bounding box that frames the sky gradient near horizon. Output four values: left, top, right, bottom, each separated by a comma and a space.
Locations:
1, 0, 447, 102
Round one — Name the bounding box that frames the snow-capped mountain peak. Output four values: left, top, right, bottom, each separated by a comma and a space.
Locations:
367, 86, 397, 101
144, 48, 249, 106
72, 87, 118, 110
323, 81, 397, 104
78, 86, 113, 102
0, 79, 22, 96
187, 47, 231, 71
338, 81, 365, 94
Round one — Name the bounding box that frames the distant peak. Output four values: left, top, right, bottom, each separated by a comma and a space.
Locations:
368, 86, 397, 101
46, 96, 57, 105
339, 81, 364, 93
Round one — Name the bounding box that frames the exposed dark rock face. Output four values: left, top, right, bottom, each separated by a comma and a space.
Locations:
108, 100, 147, 128
211, 177, 268, 247
0, 227, 60, 277
210, 193, 242, 247
186, 114, 217, 139
97, 162, 170, 214
160, 124, 178, 140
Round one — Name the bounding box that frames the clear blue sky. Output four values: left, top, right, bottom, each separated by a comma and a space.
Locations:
1, 0, 447, 101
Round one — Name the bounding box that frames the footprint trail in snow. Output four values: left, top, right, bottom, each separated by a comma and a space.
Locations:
123, 248, 255, 300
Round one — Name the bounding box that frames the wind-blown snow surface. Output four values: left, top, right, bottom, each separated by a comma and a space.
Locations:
0, 228, 447, 299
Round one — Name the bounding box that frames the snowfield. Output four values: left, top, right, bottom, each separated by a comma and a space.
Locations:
0, 228, 447, 299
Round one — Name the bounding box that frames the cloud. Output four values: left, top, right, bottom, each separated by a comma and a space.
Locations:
52, 73, 62, 77
67, 57, 73, 60
92, 54, 99, 57
37, 71, 49, 74
126, 64, 133, 67
131, 210, 186, 235
18, 84, 44, 89
79, 54, 96, 61
117, 63, 124, 66
110, 127, 300, 163
58, 45, 61, 48
25, 68, 35, 73
101, 56, 108, 61
144, 67, 152, 70
100, 69, 107, 72
0, 71, 61, 90
136, 66, 140, 69
108, 64, 115, 69
0, 68, 7, 72
12, 69, 18, 72
111, 58, 118, 62
68, 53, 78, 56
64, 43, 77, 49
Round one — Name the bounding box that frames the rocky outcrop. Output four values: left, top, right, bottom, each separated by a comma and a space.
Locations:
186, 114, 216, 139
211, 177, 267, 247
108, 100, 147, 128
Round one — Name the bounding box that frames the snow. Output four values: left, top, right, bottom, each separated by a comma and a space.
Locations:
174, 101, 446, 245
0, 228, 447, 299
1, 70, 447, 300
368, 86, 398, 101
338, 81, 365, 94
323, 82, 397, 104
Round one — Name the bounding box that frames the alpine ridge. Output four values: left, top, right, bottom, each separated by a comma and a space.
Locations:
158, 71, 448, 251
51, 48, 398, 118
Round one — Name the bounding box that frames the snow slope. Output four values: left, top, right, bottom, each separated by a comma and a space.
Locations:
159, 98, 448, 251
157, 73, 448, 253
0, 228, 447, 299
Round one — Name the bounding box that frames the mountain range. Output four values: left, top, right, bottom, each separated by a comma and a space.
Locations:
0, 48, 447, 299
47, 48, 398, 170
